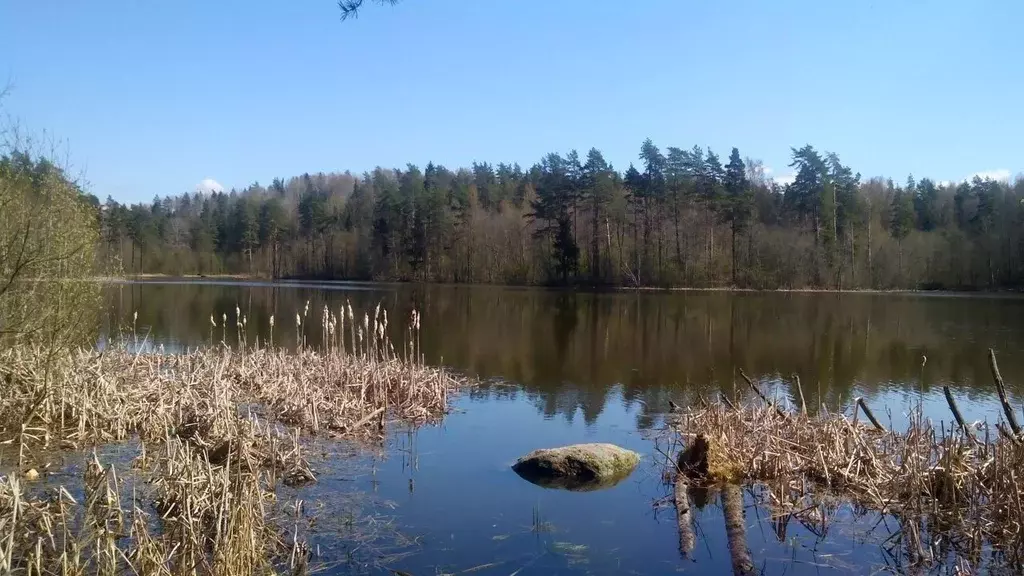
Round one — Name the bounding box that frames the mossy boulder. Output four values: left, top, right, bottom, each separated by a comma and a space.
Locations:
512, 443, 641, 491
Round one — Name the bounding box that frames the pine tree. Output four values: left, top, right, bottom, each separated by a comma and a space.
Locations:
638, 139, 666, 282
723, 148, 751, 286
583, 148, 614, 282
890, 178, 916, 280
701, 149, 725, 282
623, 163, 644, 286
529, 153, 578, 283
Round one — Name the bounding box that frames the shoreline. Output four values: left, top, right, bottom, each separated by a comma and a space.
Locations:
89, 274, 1024, 297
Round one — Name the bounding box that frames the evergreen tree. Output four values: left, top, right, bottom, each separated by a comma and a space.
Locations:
638, 139, 666, 282
701, 148, 725, 282
723, 148, 751, 286
582, 148, 614, 282
530, 153, 578, 283
890, 179, 916, 279
623, 163, 644, 286
915, 177, 940, 231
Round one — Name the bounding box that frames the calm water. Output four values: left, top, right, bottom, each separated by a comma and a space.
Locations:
101, 281, 1024, 574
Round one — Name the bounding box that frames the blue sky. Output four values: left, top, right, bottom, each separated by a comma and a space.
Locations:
2, 0, 1021, 203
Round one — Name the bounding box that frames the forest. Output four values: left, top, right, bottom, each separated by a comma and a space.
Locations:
96, 140, 1024, 290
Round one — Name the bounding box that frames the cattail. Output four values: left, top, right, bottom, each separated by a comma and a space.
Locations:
269, 315, 275, 328
236, 305, 241, 320
242, 315, 247, 327
133, 311, 138, 323
296, 313, 301, 327
222, 313, 227, 325
210, 314, 217, 327
346, 301, 354, 321
304, 300, 310, 317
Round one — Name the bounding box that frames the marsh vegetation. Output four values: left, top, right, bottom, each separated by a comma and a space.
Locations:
664, 353, 1024, 574
0, 305, 464, 575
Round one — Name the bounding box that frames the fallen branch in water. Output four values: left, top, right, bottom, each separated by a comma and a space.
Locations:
943, 385, 978, 445
738, 369, 787, 418
854, 396, 886, 432
989, 348, 1021, 436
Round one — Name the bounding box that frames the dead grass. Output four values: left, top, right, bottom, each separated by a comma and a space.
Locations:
668, 356, 1024, 572
0, 302, 465, 575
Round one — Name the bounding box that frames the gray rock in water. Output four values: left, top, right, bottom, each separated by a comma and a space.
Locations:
512, 443, 641, 491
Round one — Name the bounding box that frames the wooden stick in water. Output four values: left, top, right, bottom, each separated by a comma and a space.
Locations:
793, 374, 807, 415
720, 392, 737, 411
855, 397, 886, 432
996, 422, 1021, 445
739, 369, 787, 418
989, 349, 1022, 436
341, 407, 385, 433
943, 385, 978, 445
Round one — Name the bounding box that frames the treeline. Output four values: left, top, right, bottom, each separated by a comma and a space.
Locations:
98, 141, 1024, 290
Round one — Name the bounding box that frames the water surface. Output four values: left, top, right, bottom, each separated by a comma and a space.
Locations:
101, 281, 1024, 574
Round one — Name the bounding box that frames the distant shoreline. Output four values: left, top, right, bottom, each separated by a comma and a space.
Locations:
90, 274, 1024, 297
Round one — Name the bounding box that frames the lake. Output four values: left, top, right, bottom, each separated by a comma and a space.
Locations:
102, 281, 1024, 574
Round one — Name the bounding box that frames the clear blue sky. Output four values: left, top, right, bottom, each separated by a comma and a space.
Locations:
2, 0, 1021, 203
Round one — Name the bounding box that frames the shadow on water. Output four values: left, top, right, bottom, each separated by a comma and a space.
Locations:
92, 280, 1024, 574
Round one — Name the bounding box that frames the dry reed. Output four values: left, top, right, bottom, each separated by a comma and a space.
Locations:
0, 303, 465, 575
669, 353, 1024, 573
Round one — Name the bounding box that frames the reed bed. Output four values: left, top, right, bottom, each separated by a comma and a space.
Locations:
0, 302, 465, 575
668, 353, 1024, 573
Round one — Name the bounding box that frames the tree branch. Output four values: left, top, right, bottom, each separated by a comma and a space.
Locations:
339, 0, 399, 21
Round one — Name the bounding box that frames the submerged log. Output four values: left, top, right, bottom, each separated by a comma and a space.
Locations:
721, 484, 755, 576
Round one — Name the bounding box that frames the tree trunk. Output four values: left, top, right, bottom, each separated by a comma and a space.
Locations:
867, 212, 873, 288
746, 229, 753, 288
813, 212, 821, 285
591, 208, 601, 282
674, 205, 683, 277
898, 241, 903, 285
731, 222, 737, 286
707, 209, 715, 284
849, 231, 856, 288
657, 227, 663, 284
634, 204, 641, 286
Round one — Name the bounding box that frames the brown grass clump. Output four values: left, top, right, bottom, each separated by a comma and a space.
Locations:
0, 302, 466, 575
670, 356, 1024, 572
